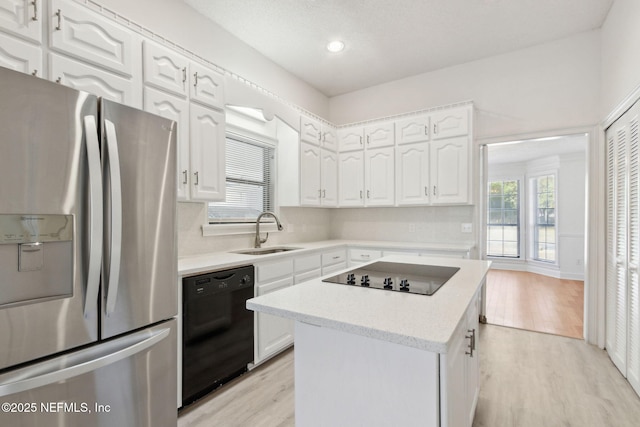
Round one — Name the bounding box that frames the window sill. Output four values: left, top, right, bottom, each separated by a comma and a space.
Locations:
202, 222, 280, 237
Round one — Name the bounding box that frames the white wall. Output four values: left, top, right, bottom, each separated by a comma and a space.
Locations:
96, 0, 329, 117
601, 0, 640, 116
329, 31, 601, 140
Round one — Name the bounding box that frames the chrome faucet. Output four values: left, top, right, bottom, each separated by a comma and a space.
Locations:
254, 211, 283, 248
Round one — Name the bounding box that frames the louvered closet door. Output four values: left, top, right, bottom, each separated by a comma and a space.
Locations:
627, 111, 640, 396
605, 99, 640, 397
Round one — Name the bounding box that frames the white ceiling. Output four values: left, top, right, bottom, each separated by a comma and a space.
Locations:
183, 0, 614, 97
487, 134, 587, 165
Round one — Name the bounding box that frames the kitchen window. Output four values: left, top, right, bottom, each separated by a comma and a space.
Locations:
487, 179, 520, 258
208, 136, 275, 223
531, 173, 556, 263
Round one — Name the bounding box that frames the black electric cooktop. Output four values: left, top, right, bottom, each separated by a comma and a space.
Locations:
322, 261, 460, 296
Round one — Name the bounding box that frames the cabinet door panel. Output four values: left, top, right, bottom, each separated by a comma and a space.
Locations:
396, 143, 429, 205
143, 40, 188, 97
300, 115, 321, 145
431, 137, 468, 204
321, 149, 338, 206
396, 115, 429, 144
365, 147, 394, 206
338, 127, 364, 152
321, 125, 337, 151
256, 276, 294, 363
365, 122, 394, 148
190, 62, 224, 109
144, 87, 190, 201
300, 142, 321, 206
50, 0, 137, 77
0, 0, 41, 42
338, 151, 364, 206
0, 32, 41, 76
50, 53, 140, 107
189, 103, 225, 201
432, 107, 469, 139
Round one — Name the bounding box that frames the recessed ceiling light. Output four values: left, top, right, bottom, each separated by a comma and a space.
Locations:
326, 40, 345, 53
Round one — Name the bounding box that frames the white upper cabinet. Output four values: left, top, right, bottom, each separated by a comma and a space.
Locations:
0, 0, 41, 43
430, 136, 468, 204
338, 151, 364, 206
189, 103, 225, 201
431, 106, 469, 140
301, 115, 337, 151
0, 31, 41, 76
300, 142, 321, 206
396, 115, 430, 145
364, 147, 394, 206
321, 125, 337, 151
338, 126, 364, 152
144, 86, 190, 201
321, 149, 338, 206
190, 61, 224, 110
143, 40, 188, 97
50, 0, 138, 78
300, 115, 322, 145
396, 143, 429, 205
365, 122, 394, 148
50, 53, 141, 107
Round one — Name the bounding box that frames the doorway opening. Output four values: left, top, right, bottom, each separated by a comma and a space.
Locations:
482, 133, 588, 339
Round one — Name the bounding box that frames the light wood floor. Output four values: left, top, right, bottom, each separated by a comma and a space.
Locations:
485, 269, 584, 339
178, 325, 640, 427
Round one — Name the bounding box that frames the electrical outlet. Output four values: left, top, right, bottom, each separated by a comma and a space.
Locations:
461, 223, 473, 233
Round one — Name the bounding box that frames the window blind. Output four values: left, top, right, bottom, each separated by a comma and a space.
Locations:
208, 137, 274, 222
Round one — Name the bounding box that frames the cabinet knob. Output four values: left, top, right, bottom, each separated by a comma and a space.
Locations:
31, 0, 38, 21
193, 72, 198, 87
182, 170, 188, 185
194, 171, 199, 185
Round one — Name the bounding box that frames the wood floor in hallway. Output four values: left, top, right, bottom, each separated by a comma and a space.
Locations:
485, 269, 584, 338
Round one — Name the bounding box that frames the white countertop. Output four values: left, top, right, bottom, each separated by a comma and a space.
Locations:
246, 255, 491, 354
178, 239, 475, 276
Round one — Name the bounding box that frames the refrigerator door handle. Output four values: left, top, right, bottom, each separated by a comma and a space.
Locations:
104, 120, 123, 316
0, 327, 170, 397
83, 115, 103, 317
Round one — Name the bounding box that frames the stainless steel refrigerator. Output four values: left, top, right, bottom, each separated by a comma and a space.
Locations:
0, 67, 178, 426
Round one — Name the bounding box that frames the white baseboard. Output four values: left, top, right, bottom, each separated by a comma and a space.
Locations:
489, 260, 584, 281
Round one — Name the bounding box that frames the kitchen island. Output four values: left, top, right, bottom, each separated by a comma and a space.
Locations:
247, 255, 491, 427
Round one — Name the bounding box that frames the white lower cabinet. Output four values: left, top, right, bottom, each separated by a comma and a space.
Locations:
255, 258, 295, 365
255, 276, 294, 364
349, 248, 382, 265
441, 290, 479, 427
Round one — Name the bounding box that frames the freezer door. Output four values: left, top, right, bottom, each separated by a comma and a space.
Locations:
100, 99, 177, 338
0, 319, 177, 427
0, 68, 99, 370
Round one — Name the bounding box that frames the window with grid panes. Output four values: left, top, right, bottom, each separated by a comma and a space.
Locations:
487, 179, 520, 257
532, 174, 556, 262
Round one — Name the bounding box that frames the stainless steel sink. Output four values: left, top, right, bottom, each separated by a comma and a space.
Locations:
232, 246, 301, 256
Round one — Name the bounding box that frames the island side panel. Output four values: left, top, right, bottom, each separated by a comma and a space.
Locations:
295, 321, 440, 427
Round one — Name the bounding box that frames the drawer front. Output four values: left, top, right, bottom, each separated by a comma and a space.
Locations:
322, 249, 347, 266
321, 261, 347, 276
256, 258, 294, 283
294, 269, 322, 284
295, 253, 321, 274
349, 248, 382, 263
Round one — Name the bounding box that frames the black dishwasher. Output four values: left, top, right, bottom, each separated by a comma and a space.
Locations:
182, 265, 255, 407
